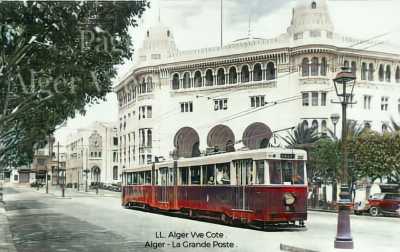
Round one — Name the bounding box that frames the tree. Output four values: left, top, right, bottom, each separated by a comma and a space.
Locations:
309, 138, 341, 198
348, 131, 400, 184
0, 1, 148, 165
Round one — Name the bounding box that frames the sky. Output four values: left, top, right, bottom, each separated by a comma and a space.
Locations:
55, 0, 400, 143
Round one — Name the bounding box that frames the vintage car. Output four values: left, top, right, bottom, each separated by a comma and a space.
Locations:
355, 193, 400, 217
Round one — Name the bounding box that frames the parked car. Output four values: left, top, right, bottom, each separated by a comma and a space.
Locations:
355, 193, 400, 217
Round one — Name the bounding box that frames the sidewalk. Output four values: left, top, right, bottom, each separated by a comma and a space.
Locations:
34, 185, 121, 199
0, 202, 17, 252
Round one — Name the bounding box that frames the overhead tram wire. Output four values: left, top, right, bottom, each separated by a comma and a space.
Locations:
119, 30, 397, 134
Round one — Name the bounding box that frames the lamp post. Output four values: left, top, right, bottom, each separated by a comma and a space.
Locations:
330, 113, 340, 138
332, 67, 356, 249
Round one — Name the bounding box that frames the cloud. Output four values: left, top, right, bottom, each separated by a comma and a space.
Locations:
159, 0, 290, 27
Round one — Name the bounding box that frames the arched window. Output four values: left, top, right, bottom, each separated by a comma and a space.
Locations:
266, 62, 276, 80
302, 58, 310, 77
361, 63, 367, 80
194, 71, 202, 87
344, 60, 349, 69
205, 69, 213, 86
217, 68, 225, 85
321, 120, 327, 134
311, 1, 317, 9
229, 66, 237, 84
368, 63, 374, 81
146, 76, 153, 92
396, 66, 400, 83
351, 61, 357, 75
241, 65, 250, 83
172, 73, 180, 90
253, 63, 262, 81
382, 123, 388, 133
302, 120, 309, 130
379, 64, 384, 82
320, 57, 327, 76
147, 129, 152, 147
386, 65, 391, 82
312, 120, 319, 131
183, 72, 190, 89
311, 57, 319, 76
141, 78, 146, 94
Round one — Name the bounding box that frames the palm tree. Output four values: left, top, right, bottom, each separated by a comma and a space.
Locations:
282, 123, 320, 148
390, 117, 400, 131
327, 119, 366, 141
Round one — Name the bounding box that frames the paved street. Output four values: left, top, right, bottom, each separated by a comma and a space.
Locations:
1, 184, 399, 252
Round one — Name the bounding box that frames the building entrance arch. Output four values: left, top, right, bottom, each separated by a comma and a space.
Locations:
174, 127, 200, 158
242, 122, 272, 149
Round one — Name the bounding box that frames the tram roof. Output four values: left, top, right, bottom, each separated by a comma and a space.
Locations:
124, 148, 306, 172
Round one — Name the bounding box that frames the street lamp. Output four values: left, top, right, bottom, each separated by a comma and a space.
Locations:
330, 113, 340, 138
332, 66, 356, 249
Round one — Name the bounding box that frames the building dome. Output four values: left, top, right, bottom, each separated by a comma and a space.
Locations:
136, 23, 178, 63
287, 0, 333, 40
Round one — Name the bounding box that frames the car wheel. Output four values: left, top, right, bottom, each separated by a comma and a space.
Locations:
369, 207, 380, 217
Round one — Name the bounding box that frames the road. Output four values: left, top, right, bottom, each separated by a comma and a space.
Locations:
1, 184, 399, 252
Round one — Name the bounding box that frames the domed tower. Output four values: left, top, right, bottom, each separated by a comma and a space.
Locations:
287, 0, 334, 40
136, 23, 178, 64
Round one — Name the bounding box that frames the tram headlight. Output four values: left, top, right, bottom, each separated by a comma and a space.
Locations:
283, 192, 296, 205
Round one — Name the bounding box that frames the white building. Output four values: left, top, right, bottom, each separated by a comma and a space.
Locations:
115, 0, 400, 173
65, 121, 119, 187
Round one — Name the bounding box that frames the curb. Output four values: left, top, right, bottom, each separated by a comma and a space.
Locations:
280, 244, 319, 252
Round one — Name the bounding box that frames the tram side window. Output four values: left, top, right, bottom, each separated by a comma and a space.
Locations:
160, 168, 168, 186
132, 173, 138, 185
202, 165, 215, 185
180, 167, 189, 185
293, 161, 305, 184
139, 172, 145, 184
269, 160, 282, 184
145, 171, 151, 184
255, 160, 265, 184
127, 173, 133, 185
190, 166, 201, 185
169, 168, 177, 185
216, 163, 230, 184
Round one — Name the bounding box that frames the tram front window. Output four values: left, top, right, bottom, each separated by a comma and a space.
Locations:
293, 161, 305, 184
180, 167, 189, 185
216, 163, 230, 184
268, 160, 305, 185
190, 166, 201, 185
255, 160, 265, 184
202, 165, 215, 185
269, 160, 282, 184
282, 161, 293, 184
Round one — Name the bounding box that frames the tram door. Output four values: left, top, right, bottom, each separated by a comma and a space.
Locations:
158, 167, 168, 203
234, 159, 253, 210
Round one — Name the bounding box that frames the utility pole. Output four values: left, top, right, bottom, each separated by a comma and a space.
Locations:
220, 0, 223, 48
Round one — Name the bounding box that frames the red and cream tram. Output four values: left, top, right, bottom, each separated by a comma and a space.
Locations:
122, 148, 307, 227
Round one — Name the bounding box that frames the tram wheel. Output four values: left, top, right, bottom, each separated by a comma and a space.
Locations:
220, 213, 232, 225
189, 209, 194, 218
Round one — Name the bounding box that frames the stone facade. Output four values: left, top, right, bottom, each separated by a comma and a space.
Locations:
115, 0, 400, 173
